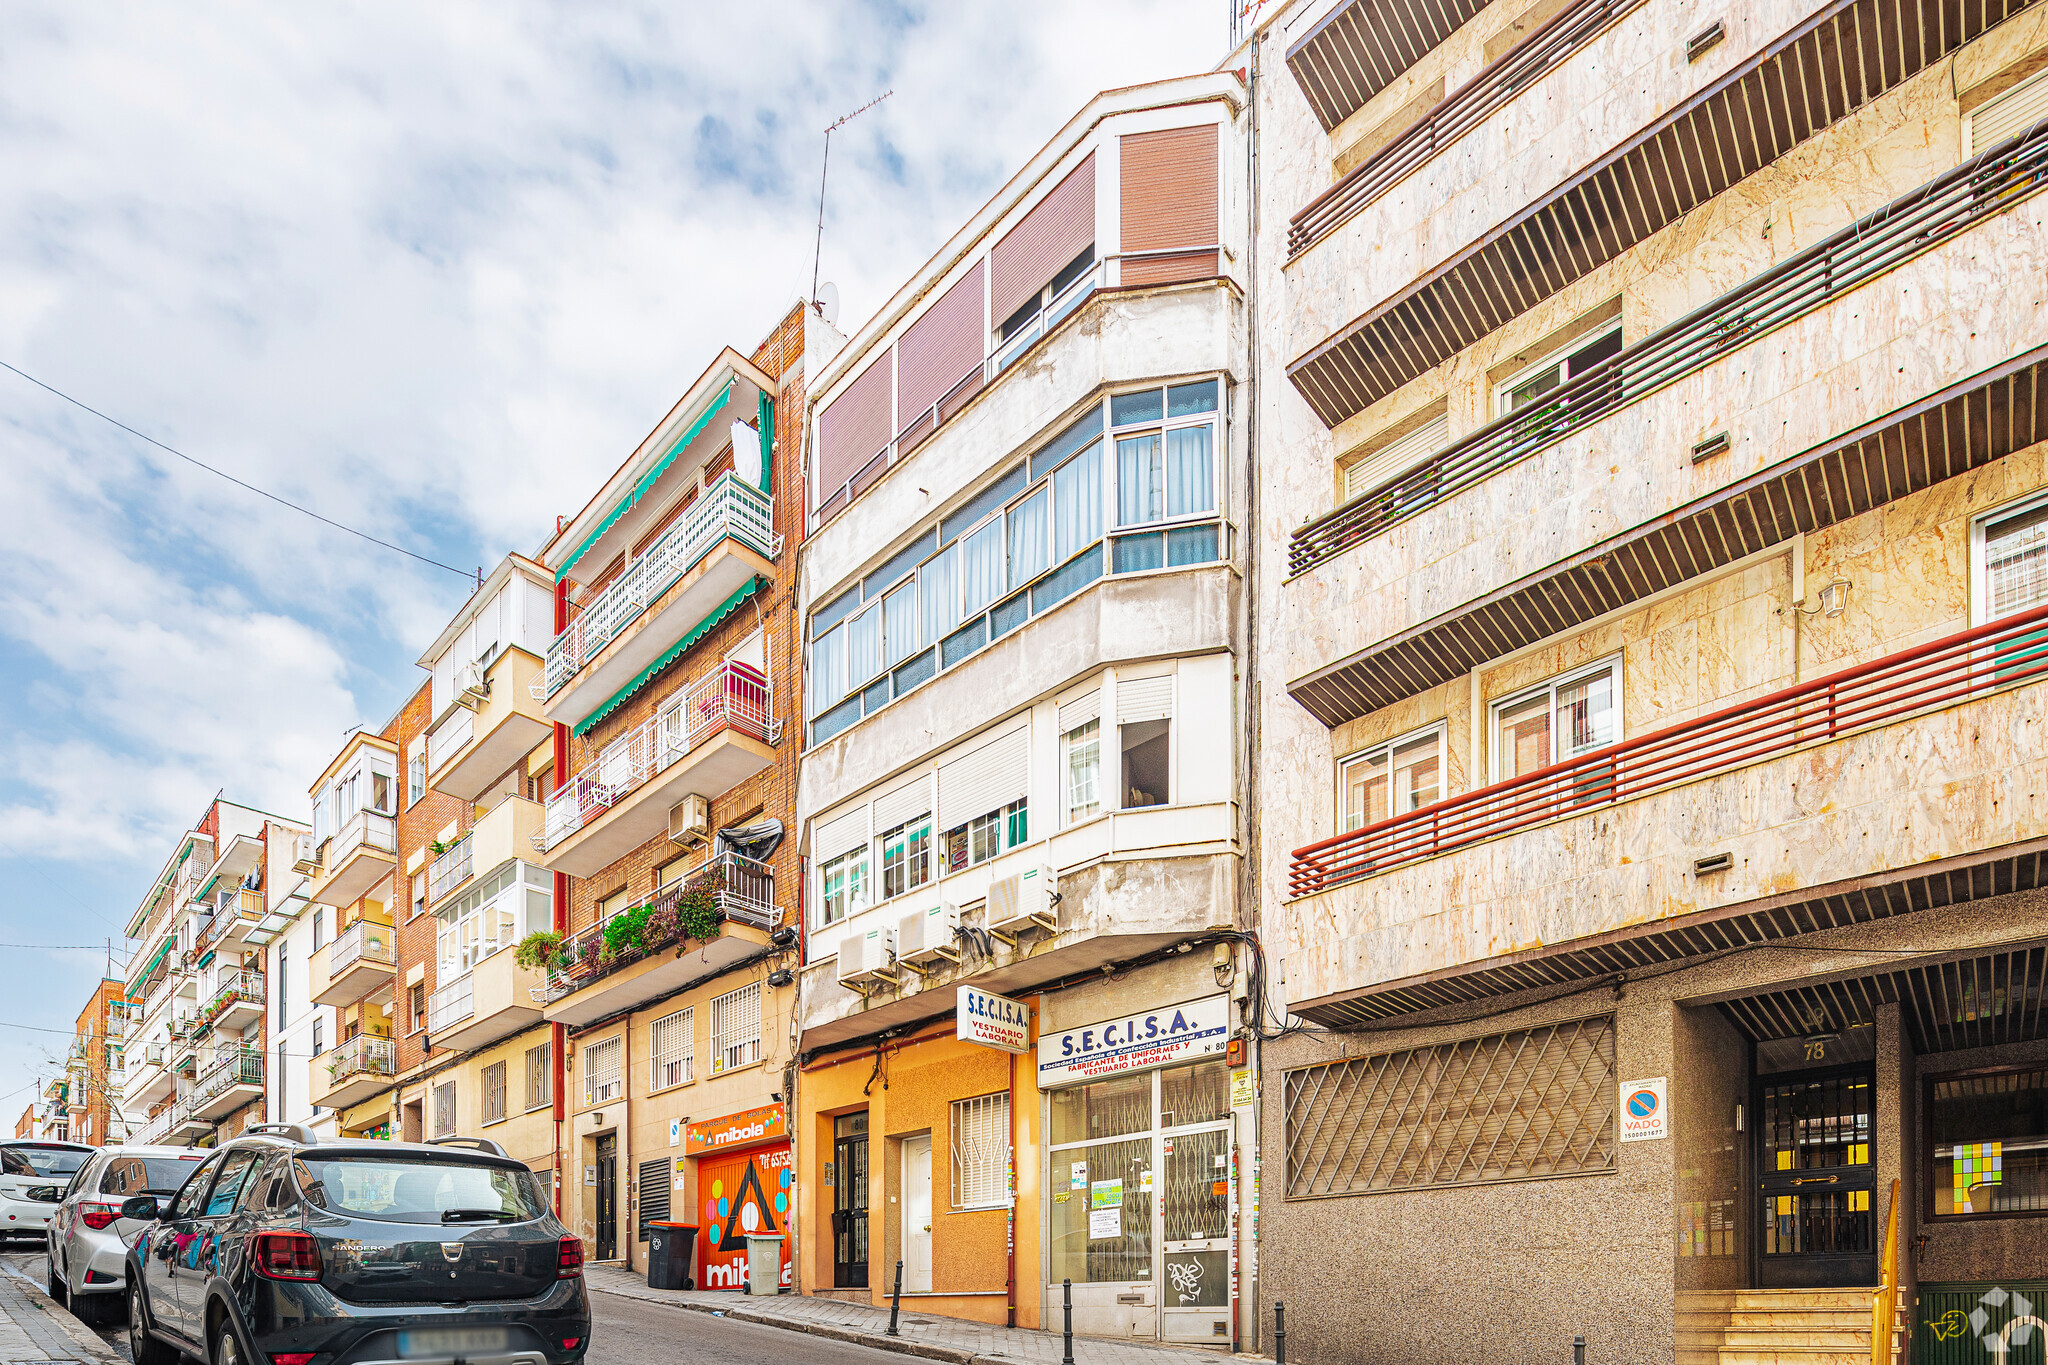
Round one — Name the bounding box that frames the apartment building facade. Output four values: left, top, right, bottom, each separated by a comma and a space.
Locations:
1243, 0, 2048, 1359
121, 798, 302, 1149
64, 978, 128, 1146
793, 73, 1259, 1345
530, 302, 812, 1286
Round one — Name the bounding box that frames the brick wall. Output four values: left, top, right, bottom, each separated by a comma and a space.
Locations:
392, 678, 461, 1073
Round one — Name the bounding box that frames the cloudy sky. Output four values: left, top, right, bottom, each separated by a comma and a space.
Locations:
0, 2, 1224, 1115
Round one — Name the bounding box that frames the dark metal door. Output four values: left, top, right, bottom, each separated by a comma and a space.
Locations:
1756, 1065, 1876, 1287
594, 1135, 617, 1262
833, 1112, 869, 1288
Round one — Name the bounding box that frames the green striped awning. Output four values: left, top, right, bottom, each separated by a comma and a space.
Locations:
559, 381, 734, 581
572, 575, 765, 736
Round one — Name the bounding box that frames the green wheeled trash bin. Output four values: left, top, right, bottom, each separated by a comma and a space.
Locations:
646, 1222, 699, 1290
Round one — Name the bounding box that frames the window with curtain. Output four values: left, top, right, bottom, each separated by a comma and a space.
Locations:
820, 845, 869, 927
961, 520, 1005, 617
847, 602, 883, 686
1492, 660, 1620, 785
1010, 488, 1050, 587
1065, 719, 1102, 823
1052, 440, 1103, 562
884, 580, 919, 667
1982, 500, 2048, 619
921, 543, 960, 645
1341, 726, 1444, 833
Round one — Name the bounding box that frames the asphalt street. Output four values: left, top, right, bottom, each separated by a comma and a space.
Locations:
1, 1248, 905, 1365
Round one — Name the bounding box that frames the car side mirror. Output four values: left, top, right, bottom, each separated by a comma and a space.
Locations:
120, 1196, 162, 1222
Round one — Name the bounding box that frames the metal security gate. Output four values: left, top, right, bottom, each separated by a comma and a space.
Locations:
833, 1112, 869, 1288
1756, 1066, 1875, 1287
594, 1134, 618, 1262
1915, 1281, 2048, 1364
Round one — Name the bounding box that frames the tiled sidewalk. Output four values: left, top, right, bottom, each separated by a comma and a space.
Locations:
0, 1266, 121, 1364
584, 1265, 1252, 1365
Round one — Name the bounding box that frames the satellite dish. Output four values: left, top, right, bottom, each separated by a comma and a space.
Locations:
815, 281, 840, 326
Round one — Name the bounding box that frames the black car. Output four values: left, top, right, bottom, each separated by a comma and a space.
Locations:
122, 1124, 589, 1365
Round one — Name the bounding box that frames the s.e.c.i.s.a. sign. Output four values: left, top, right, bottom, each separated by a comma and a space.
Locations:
1036, 994, 1231, 1088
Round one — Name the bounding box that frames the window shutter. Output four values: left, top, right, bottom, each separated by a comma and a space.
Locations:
991, 152, 1096, 324
871, 775, 932, 834
1967, 68, 2048, 154
1058, 690, 1101, 733
899, 263, 987, 448
1115, 674, 1174, 725
818, 351, 895, 504
938, 726, 1029, 829
815, 805, 871, 862
1344, 414, 1449, 502
637, 1158, 670, 1240
1119, 126, 1220, 288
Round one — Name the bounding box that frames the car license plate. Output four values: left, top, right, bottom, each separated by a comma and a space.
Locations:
396, 1328, 512, 1359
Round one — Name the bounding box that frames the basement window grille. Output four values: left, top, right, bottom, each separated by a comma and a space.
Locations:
1284, 1016, 1616, 1198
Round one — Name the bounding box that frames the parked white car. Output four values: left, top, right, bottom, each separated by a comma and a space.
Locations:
0, 1140, 92, 1242
44, 1145, 206, 1324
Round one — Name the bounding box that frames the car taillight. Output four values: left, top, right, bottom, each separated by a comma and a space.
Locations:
78, 1203, 120, 1231
556, 1235, 584, 1279
271, 1355, 316, 1365
251, 1231, 322, 1281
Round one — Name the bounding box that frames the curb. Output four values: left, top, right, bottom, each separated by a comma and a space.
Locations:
0, 1261, 126, 1365
583, 1277, 984, 1364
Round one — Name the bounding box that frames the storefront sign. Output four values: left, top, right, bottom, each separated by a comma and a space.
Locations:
1037, 994, 1232, 1087
686, 1102, 788, 1155
1620, 1077, 1668, 1143
956, 985, 1032, 1053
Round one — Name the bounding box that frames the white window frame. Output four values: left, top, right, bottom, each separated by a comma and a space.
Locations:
650, 1007, 695, 1092
1489, 656, 1624, 784
1492, 322, 1623, 418
878, 816, 933, 902
818, 845, 869, 929
951, 1091, 1012, 1210
709, 983, 762, 1076
1063, 718, 1102, 825
583, 1036, 622, 1107
1338, 721, 1447, 834
1970, 489, 2048, 627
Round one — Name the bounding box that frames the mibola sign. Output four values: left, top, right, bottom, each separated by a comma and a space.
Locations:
697, 1143, 794, 1290
1619, 1077, 1668, 1143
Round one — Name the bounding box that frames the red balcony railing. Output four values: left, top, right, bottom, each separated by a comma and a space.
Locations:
1289, 600, 2048, 895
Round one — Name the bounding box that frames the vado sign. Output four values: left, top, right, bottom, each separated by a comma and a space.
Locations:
957, 985, 1032, 1053
1619, 1077, 1668, 1143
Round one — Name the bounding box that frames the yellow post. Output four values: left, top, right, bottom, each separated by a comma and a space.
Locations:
1872, 1176, 1900, 1365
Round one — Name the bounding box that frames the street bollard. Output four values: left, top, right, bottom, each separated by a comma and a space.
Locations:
1274, 1300, 1286, 1365
1574, 1335, 1586, 1365
1062, 1279, 1075, 1365
887, 1260, 905, 1336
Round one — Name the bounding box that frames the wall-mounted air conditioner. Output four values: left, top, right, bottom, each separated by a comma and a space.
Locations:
985, 862, 1058, 940
837, 924, 897, 987
668, 794, 710, 845
455, 658, 491, 710
897, 898, 961, 969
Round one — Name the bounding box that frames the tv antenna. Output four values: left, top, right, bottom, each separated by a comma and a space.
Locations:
811, 89, 894, 315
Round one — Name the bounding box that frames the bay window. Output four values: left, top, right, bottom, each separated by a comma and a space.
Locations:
435, 862, 552, 978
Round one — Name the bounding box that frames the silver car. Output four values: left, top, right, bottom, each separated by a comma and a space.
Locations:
44, 1145, 206, 1324
0, 1140, 92, 1243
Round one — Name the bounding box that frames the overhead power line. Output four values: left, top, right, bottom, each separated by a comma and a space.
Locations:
0, 358, 475, 580
0, 943, 132, 952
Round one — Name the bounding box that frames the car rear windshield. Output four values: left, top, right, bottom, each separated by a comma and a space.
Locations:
101, 1155, 206, 1196
293, 1158, 547, 1225
2, 1147, 88, 1177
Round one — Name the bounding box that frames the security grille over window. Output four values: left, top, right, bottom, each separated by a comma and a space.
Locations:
651, 1007, 695, 1090
526, 1042, 552, 1110
952, 1092, 1011, 1209
482, 1062, 506, 1123
1284, 1016, 1616, 1198
584, 1036, 622, 1105
709, 983, 761, 1075
433, 1081, 456, 1137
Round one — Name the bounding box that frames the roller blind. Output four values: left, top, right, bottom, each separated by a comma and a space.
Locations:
1119, 126, 1220, 288
871, 774, 932, 833
1058, 690, 1101, 734
1343, 414, 1449, 502
815, 807, 870, 862
1967, 68, 2048, 154
938, 726, 1029, 829
991, 152, 1096, 324
899, 263, 987, 436
1115, 674, 1174, 724
817, 351, 894, 502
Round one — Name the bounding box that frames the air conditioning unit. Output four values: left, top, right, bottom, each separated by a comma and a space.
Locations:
985, 862, 1059, 940
897, 898, 961, 968
292, 835, 324, 875
455, 658, 491, 710
837, 924, 897, 987
145, 1044, 164, 1066
668, 794, 711, 845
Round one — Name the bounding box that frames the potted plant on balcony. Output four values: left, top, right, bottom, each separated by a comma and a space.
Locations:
676, 886, 721, 948
514, 930, 564, 972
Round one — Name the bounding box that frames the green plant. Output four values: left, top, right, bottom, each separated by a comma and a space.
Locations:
429, 838, 448, 856
676, 887, 721, 945
513, 930, 564, 972
601, 904, 654, 959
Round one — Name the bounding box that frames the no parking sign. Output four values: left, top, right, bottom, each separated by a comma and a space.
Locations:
1620, 1077, 1668, 1143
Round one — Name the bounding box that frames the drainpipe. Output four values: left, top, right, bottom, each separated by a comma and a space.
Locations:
1006, 1041, 1018, 1327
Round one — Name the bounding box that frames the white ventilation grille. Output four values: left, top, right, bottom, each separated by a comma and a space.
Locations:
1966, 67, 2048, 154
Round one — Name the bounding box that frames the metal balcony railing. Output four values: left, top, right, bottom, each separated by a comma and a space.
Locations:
197, 888, 262, 951
328, 920, 395, 976
1287, 120, 2048, 578
1289, 599, 2048, 895
429, 705, 475, 771
191, 969, 265, 1034
539, 661, 775, 853
1288, 0, 1647, 260
538, 851, 777, 1002
137, 1107, 174, 1145
323, 1034, 397, 1087
428, 973, 475, 1034
429, 832, 473, 903
194, 1046, 262, 1104
326, 809, 397, 867
544, 472, 780, 697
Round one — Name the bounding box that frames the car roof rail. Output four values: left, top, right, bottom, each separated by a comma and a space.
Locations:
425, 1136, 510, 1158
243, 1123, 320, 1145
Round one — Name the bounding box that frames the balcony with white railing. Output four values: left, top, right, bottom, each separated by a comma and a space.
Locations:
197, 887, 263, 954
190, 1045, 263, 1121
308, 809, 398, 908
310, 918, 396, 1006
542, 471, 782, 729
535, 661, 777, 878
136, 1105, 175, 1146
311, 1034, 398, 1110
428, 941, 546, 1053
429, 833, 473, 903
429, 646, 552, 803
191, 968, 265, 1036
